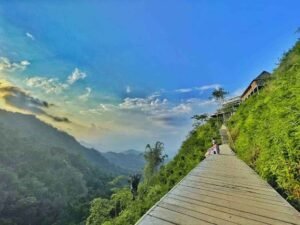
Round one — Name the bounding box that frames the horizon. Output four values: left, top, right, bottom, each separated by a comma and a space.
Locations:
0, 1, 299, 155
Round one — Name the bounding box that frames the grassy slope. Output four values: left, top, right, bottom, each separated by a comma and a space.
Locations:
86, 119, 220, 225
227, 41, 300, 209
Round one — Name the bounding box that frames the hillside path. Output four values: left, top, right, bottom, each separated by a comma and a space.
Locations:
135, 125, 300, 225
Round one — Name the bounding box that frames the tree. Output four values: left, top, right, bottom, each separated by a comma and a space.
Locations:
211, 88, 228, 123
144, 141, 167, 181
86, 198, 113, 225
129, 174, 141, 200
191, 113, 208, 128
211, 88, 228, 104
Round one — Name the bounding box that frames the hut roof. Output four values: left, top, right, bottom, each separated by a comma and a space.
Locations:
241, 71, 271, 98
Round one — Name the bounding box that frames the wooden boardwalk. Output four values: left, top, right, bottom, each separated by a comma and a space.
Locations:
136, 126, 300, 225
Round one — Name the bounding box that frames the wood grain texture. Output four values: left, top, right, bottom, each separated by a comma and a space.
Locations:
136, 126, 300, 225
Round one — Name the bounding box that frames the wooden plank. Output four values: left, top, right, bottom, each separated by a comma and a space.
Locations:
179, 180, 285, 203
184, 175, 278, 194
165, 194, 294, 225
171, 188, 297, 217
182, 178, 280, 198
178, 184, 287, 208
168, 191, 300, 224
160, 197, 267, 225
149, 206, 216, 225
136, 215, 176, 225
136, 142, 300, 225
156, 202, 238, 225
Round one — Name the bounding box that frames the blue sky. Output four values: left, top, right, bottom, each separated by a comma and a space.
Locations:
0, 1, 299, 155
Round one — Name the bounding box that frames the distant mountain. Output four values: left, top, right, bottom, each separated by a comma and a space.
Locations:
0, 109, 120, 174
103, 149, 145, 173
0, 109, 122, 225
123, 149, 143, 155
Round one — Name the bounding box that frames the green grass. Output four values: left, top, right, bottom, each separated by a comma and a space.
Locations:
86, 119, 220, 225
227, 41, 300, 210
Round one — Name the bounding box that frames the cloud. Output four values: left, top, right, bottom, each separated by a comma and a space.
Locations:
119, 96, 195, 116
186, 98, 216, 105
0, 57, 30, 72
0, 86, 49, 114
79, 87, 92, 101
26, 77, 68, 94
149, 114, 189, 127
118, 95, 194, 128
67, 68, 87, 85
148, 102, 192, 127
175, 88, 193, 93
126, 85, 131, 93
26, 32, 35, 41
148, 92, 161, 99
81, 94, 192, 127
0, 85, 70, 123
99, 104, 110, 112
119, 97, 168, 112
174, 84, 221, 94
195, 84, 221, 91
80, 103, 115, 115
26, 68, 87, 94
171, 103, 192, 114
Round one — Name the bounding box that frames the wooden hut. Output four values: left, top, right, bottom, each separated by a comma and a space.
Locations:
241, 71, 271, 101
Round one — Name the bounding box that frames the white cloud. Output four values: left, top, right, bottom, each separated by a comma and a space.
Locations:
119, 94, 212, 118
26, 77, 68, 94
175, 88, 193, 93
148, 92, 161, 100
118, 96, 193, 127
186, 98, 215, 105
147, 103, 192, 128
99, 104, 110, 112
21, 60, 30, 66
119, 97, 168, 112
26, 68, 87, 94
195, 84, 221, 91
126, 86, 131, 93
79, 87, 92, 101
173, 84, 221, 95
67, 68, 87, 85
0, 57, 30, 72
80, 103, 115, 115
26, 32, 35, 41
171, 103, 192, 114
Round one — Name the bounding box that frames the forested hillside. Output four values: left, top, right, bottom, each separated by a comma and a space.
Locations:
0, 110, 122, 225
86, 118, 220, 225
227, 40, 300, 210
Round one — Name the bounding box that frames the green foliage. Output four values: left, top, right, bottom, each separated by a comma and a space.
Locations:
227, 41, 300, 210
211, 87, 228, 103
192, 113, 209, 128
86, 198, 113, 225
143, 141, 167, 181
0, 111, 117, 225
86, 119, 220, 224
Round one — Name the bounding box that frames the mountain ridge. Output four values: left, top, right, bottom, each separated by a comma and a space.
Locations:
103, 149, 145, 173
0, 109, 121, 174
0, 109, 133, 224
